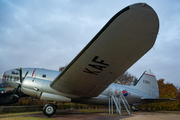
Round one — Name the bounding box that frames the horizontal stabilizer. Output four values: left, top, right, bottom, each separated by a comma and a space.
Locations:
141, 98, 177, 103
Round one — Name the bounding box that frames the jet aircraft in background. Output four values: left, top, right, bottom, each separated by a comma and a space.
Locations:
1, 3, 173, 117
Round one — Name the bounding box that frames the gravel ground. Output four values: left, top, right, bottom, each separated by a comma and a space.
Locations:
24, 110, 130, 120
1, 109, 180, 120
121, 111, 180, 120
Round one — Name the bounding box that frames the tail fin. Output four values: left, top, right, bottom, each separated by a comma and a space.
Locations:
134, 70, 159, 98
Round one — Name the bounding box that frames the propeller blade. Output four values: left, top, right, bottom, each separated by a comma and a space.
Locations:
10, 84, 21, 99
19, 67, 22, 83
10, 68, 29, 99
23, 70, 29, 80
15, 84, 21, 93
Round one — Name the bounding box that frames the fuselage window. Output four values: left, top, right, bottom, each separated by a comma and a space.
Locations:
42, 74, 46, 78
7, 76, 9, 80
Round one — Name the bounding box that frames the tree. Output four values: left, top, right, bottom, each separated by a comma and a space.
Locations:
156, 79, 179, 110
158, 79, 177, 99
139, 79, 179, 110
176, 87, 180, 103
59, 66, 67, 71
114, 72, 137, 85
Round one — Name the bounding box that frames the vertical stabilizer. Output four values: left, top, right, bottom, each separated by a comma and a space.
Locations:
134, 70, 159, 98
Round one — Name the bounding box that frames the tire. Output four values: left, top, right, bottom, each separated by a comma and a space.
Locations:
43, 103, 56, 117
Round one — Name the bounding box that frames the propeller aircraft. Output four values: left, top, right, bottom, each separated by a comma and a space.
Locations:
1, 3, 174, 117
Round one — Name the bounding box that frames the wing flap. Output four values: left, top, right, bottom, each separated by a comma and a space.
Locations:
50, 3, 159, 97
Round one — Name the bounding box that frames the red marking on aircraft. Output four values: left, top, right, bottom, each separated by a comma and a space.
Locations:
144, 73, 155, 77
32, 68, 37, 77
2, 72, 6, 81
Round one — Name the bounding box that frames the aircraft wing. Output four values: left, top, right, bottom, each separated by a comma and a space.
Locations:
141, 98, 177, 103
50, 3, 159, 97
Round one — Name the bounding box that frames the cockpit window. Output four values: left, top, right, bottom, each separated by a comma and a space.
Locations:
12, 71, 15, 74
42, 74, 46, 78
11, 71, 19, 75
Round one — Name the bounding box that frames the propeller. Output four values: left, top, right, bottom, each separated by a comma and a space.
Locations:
10, 68, 29, 99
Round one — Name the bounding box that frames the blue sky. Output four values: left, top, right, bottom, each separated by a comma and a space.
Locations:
0, 0, 180, 86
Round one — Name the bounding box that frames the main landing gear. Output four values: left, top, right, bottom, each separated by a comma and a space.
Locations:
43, 103, 57, 117
132, 106, 138, 112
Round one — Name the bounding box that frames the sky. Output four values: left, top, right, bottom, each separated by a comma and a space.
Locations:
0, 0, 180, 86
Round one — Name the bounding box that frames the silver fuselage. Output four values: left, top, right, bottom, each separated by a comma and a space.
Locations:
1, 68, 153, 106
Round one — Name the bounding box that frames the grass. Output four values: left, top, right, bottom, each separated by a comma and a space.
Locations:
0, 111, 41, 118
0, 111, 54, 120
0, 116, 52, 120
0, 112, 54, 120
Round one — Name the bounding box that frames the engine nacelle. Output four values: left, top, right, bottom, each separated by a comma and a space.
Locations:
21, 77, 45, 98
21, 77, 71, 102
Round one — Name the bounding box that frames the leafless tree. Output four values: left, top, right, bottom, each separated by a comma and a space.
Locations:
114, 72, 137, 85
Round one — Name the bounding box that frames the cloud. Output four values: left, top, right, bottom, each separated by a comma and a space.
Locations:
0, 0, 180, 86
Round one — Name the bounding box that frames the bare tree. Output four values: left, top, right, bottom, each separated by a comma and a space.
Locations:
59, 66, 67, 72
114, 72, 137, 85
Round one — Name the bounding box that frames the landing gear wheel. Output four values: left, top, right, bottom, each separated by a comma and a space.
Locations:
43, 103, 56, 117
132, 106, 138, 112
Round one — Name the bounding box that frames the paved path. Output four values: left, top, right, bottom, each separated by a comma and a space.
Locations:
24, 110, 130, 120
